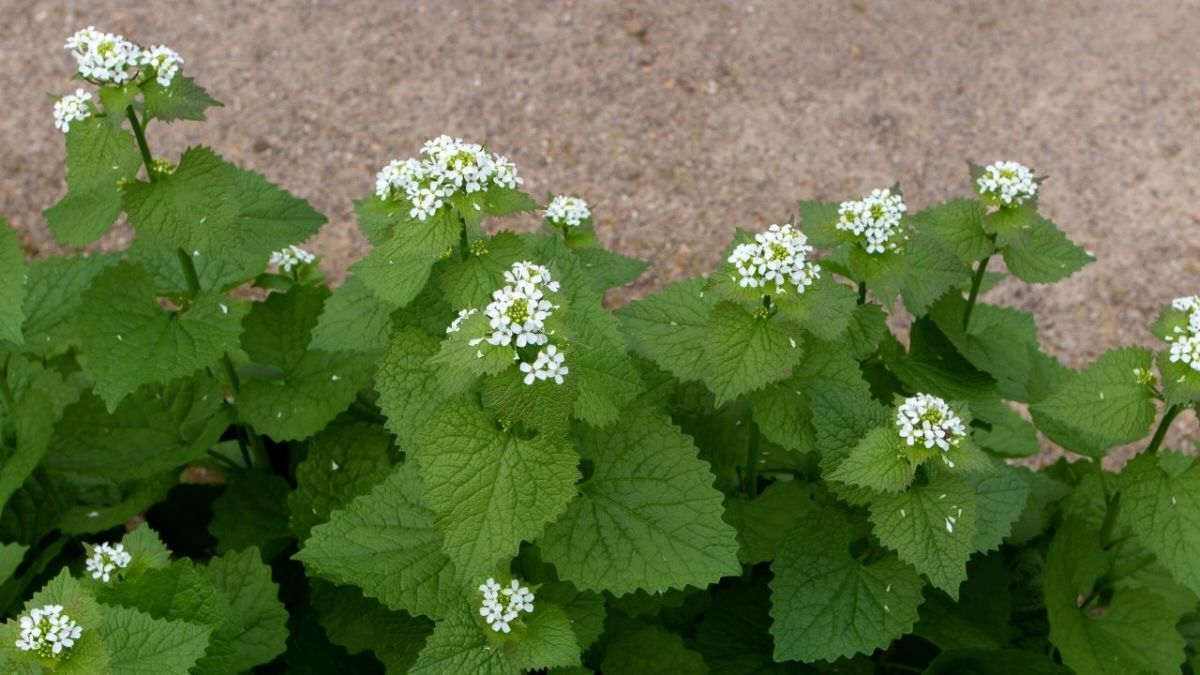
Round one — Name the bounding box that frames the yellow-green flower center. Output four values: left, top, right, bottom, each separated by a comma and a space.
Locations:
507, 298, 530, 324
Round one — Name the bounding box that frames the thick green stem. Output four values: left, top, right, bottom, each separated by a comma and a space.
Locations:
125, 106, 156, 183
744, 418, 761, 497
963, 255, 991, 329
1146, 404, 1182, 455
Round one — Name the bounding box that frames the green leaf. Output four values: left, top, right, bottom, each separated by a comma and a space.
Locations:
43, 116, 141, 245
309, 278, 395, 355
310, 580, 431, 673
0, 357, 78, 512
481, 368, 576, 440
238, 285, 374, 441
76, 262, 247, 410
210, 470, 292, 557
995, 214, 1092, 284
141, 75, 222, 122
199, 548, 289, 672
1, 570, 109, 674
1030, 347, 1156, 458
502, 604, 579, 671
1121, 452, 1200, 595
930, 296, 1041, 401
100, 604, 212, 675
481, 186, 539, 218
351, 208, 462, 307
289, 421, 393, 538
827, 426, 915, 493
14, 253, 120, 355
797, 199, 842, 248
967, 467, 1029, 553
772, 274, 859, 341
915, 553, 1011, 651
848, 246, 908, 308
296, 463, 462, 619
438, 231, 529, 308
45, 374, 226, 482
375, 330, 449, 451
1045, 520, 1186, 675
900, 232, 972, 316
572, 246, 648, 292
723, 481, 817, 564
703, 302, 802, 404
415, 399, 579, 580
0, 543, 26, 584
0, 222, 24, 345
696, 582, 800, 675
868, 471, 978, 596
409, 610, 515, 675
120, 524, 173, 577
540, 407, 739, 595
909, 198, 994, 264
97, 84, 139, 124
617, 277, 714, 382
534, 582, 605, 652
566, 310, 642, 427
769, 507, 925, 662
925, 648, 1071, 674
601, 625, 707, 675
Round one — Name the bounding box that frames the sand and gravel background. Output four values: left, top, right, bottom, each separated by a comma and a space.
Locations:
3, 1, 1200, 449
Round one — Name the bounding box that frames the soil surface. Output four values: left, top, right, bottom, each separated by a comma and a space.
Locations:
3, 1, 1198, 455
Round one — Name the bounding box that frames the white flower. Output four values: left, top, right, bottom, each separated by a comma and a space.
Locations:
478, 577, 534, 634
727, 223, 820, 293
53, 89, 92, 134
15, 604, 83, 658
65, 27, 142, 84
476, 261, 560, 348
1167, 296, 1200, 372
269, 245, 316, 273
546, 195, 591, 228
85, 542, 132, 583
141, 45, 184, 87
837, 188, 907, 254
373, 137, 524, 219
896, 393, 967, 454
521, 345, 568, 385
976, 161, 1038, 207
446, 308, 478, 335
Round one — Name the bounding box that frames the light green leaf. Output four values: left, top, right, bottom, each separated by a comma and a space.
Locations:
617, 277, 714, 382
415, 399, 579, 580
930, 296, 1041, 401
968, 468, 1030, 553
100, 604, 212, 675
76, 261, 247, 410
703, 301, 802, 404
1030, 347, 1156, 458
1121, 452, 1200, 595
438, 231, 529, 309
1, 570, 110, 674
828, 426, 915, 494
351, 208, 461, 308
909, 198, 994, 264
995, 214, 1092, 284
869, 471, 978, 597
237, 285, 374, 441
199, 548, 289, 672
296, 463, 462, 619
601, 625, 706, 675
15, 253, 120, 355
141, 75, 222, 122
310, 278, 395, 355
375, 330, 449, 451
410, 610, 515, 675
0, 222, 24, 345
289, 421, 393, 538
769, 508, 925, 662
44, 116, 141, 245
772, 274, 859, 341
541, 407, 739, 595
900, 232, 972, 316
572, 246, 648, 293
503, 604, 579, 671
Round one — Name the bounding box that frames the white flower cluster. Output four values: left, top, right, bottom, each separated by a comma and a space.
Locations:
520, 345, 569, 385
65, 27, 142, 84
15, 605, 83, 658
269, 245, 316, 273
546, 195, 591, 228
837, 188, 907, 254
1167, 296, 1200, 372
896, 393, 967, 455
976, 161, 1038, 207
142, 45, 184, 87
728, 223, 820, 292
85, 542, 132, 583
478, 578, 534, 634
374, 136, 523, 222
53, 89, 92, 134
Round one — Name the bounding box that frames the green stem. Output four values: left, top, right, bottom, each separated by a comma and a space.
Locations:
743, 418, 761, 497
176, 248, 202, 298
963, 254, 991, 329
1146, 404, 1182, 455
125, 106, 156, 183
458, 215, 471, 262
857, 281, 867, 305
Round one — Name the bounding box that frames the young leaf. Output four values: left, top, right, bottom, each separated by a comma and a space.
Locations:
100, 603, 213, 674
198, 548, 289, 672
617, 277, 713, 383
900, 231, 972, 316
909, 198, 994, 265
769, 507, 925, 662
296, 463, 462, 619
375, 330, 449, 451
1120, 452, 1200, 596
76, 262, 247, 410
827, 426, 915, 493
141, 75, 222, 122
0, 570, 109, 674
572, 246, 648, 293
501, 604, 580, 671
409, 610, 515, 675
414, 399, 579, 581
703, 301, 803, 404
540, 407, 739, 595
994, 214, 1092, 284
288, 421, 394, 538
772, 274, 859, 341
43, 116, 141, 246
309, 278, 395, 355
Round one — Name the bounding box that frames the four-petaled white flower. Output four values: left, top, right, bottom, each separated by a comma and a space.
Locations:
896, 393, 967, 455
374, 136, 524, 221
837, 188, 907, 254
15, 604, 83, 658
65, 27, 142, 84
728, 223, 820, 293
53, 89, 92, 134
545, 195, 591, 228
520, 345, 569, 385
976, 161, 1038, 207
1166, 295, 1200, 372
478, 577, 535, 634
141, 45, 184, 87
269, 245, 316, 273
85, 542, 132, 583
470, 261, 561, 349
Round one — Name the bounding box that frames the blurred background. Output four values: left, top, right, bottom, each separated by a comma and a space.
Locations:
2, 0, 1198, 370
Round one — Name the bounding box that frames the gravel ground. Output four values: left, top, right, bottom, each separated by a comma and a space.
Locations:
3, 1, 1198, 454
